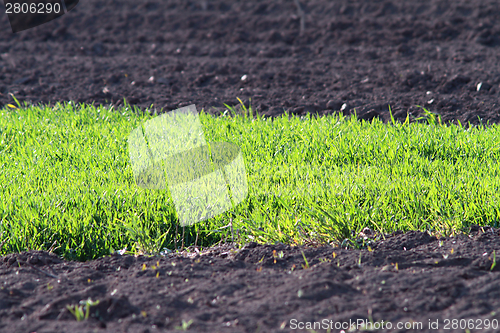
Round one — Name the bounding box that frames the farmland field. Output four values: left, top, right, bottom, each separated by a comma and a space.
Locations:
1, 0, 500, 332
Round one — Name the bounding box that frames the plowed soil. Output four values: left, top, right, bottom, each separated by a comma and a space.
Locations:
2, 228, 500, 333
1, 0, 500, 332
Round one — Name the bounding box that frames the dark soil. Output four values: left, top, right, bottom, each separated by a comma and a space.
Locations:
1, 0, 500, 126
1, 0, 500, 332
1, 227, 500, 333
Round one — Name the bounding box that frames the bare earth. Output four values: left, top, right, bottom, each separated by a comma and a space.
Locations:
1, 227, 500, 332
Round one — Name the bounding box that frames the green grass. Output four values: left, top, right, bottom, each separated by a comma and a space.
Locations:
1, 100, 500, 261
